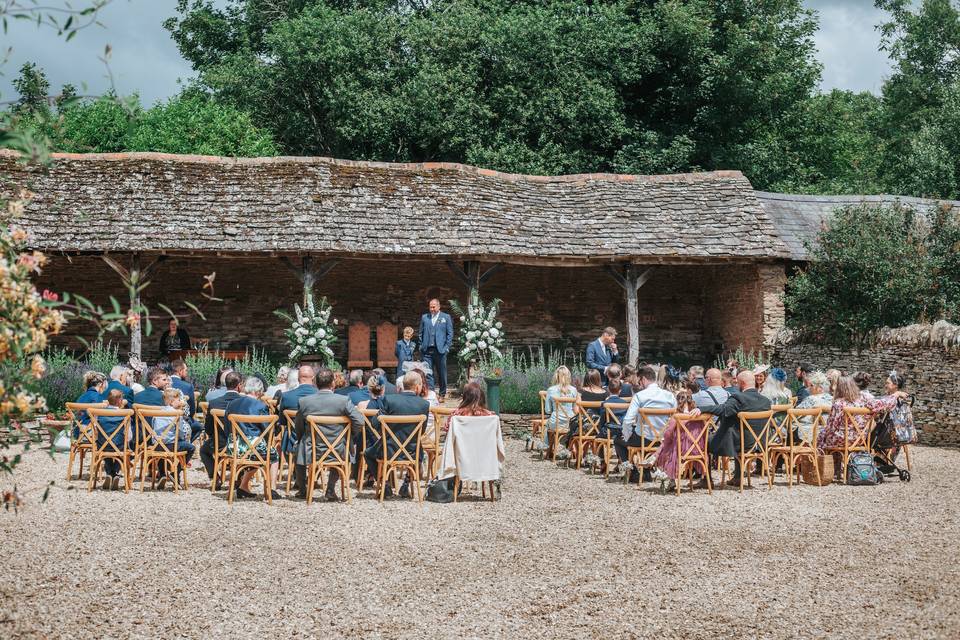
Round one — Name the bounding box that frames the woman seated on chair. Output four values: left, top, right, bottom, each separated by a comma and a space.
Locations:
74, 371, 108, 437
761, 367, 792, 405
96, 389, 131, 491
542, 365, 578, 453
444, 382, 494, 434
817, 376, 905, 461
854, 371, 874, 401
151, 387, 196, 489
564, 370, 606, 446
654, 385, 707, 490
617, 365, 636, 397
224, 376, 280, 499
357, 375, 386, 411
265, 366, 291, 401
793, 370, 833, 444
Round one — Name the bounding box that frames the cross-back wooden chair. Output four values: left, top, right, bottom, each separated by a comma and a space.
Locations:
569, 400, 602, 469
822, 406, 875, 484
425, 406, 455, 479
209, 408, 230, 492
64, 401, 107, 481
137, 407, 191, 492
86, 408, 135, 493
673, 412, 715, 495
765, 403, 793, 481
526, 390, 548, 451
278, 409, 298, 493
628, 407, 676, 484
732, 410, 774, 492
226, 414, 279, 505
376, 415, 426, 503
594, 402, 630, 477
772, 407, 826, 487
304, 416, 352, 504
544, 396, 578, 462
130, 403, 159, 478
263, 396, 278, 415
356, 408, 380, 491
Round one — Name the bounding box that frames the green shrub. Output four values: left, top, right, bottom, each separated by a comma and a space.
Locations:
498, 347, 582, 414
34, 348, 86, 415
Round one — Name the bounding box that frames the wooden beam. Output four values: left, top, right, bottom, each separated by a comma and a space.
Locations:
606, 265, 656, 365
478, 263, 504, 286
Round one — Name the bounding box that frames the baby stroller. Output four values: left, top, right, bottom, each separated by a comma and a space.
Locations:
871, 399, 916, 482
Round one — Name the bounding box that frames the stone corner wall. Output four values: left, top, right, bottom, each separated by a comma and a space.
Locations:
773, 332, 959, 448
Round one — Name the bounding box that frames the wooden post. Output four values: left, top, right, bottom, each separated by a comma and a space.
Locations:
101, 253, 166, 360
281, 256, 339, 305
605, 265, 655, 366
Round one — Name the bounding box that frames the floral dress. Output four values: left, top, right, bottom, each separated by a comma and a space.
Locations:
794, 392, 833, 444
817, 396, 898, 451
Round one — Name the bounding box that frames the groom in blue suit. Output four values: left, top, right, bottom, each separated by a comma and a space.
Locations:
418, 298, 454, 398
586, 327, 620, 383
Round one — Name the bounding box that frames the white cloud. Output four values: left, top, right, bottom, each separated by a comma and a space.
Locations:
805, 0, 895, 94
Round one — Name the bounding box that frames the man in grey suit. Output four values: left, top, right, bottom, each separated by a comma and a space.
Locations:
293, 368, 364, 501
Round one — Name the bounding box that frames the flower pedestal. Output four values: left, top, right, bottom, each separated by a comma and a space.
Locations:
298, 354, 327, 368
485, 377, 502, 415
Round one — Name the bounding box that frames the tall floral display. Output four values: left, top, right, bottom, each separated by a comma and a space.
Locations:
276, 291, 338, 365
450, 289, 506, 368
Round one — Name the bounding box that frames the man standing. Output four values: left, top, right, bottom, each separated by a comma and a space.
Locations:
199, 371, 242, 484
699, 370, 772, 485
418, 298, 453, 399
614, 365, 676, 481
293, 369, 365, 501
586, 327, 619, 383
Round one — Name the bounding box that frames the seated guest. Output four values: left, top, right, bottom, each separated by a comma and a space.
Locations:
693, 368, 729, 409
444, 382, 494, 433
395, 326, 416, 380
199, 371, 243, 483
169, 358, 202, 441
817, 376, 905, 465
94, 389, 129, 490
793, 370, 833, 444
332, 370, 347, 392
598, 379, 630, 441
761, 367, 792, 405
293, 368, 364, 501
133, 367, 169, 407
688, 366, 707, 391
615, 365, 677, 481
699, 371, 771, 485
363, 371, 431, 497
277, 365, 319, 480
158, 318, 190, 357
206, 366, 235, 403
358, 375, 386, 411
795, 362, 813, 403
854, 371, 874, 401
542, 365, 579, 452
586, 327, 619, 383
564, 370, 605, 446
655, 386, 707, 489
753, 364, 769, 391
619, 365, 637, 397
721, 369, 738, 395
826, 368, 842, 397
106, 366, 135, 407
414, 368, 440, 446
657, 364, 684, 395
348, 371, 373, 406
151, 387, 196, 488
74, 371, 107, 437
337, 369, 364, 397
372, 367, 398, 395
129, 366, 145, 395
225, 376, 280, 500
265, 366, 291, 401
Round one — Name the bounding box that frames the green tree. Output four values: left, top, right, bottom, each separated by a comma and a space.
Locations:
12, 62, 52, 117
54, 92, 139, 153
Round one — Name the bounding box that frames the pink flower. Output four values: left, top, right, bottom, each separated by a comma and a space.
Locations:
41, 289, 59, 302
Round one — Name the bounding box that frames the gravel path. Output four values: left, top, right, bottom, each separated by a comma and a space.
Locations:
1, 441, 958, 639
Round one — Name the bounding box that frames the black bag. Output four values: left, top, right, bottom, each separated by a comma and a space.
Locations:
846, 452, 884, 486
425, 478, 455, 503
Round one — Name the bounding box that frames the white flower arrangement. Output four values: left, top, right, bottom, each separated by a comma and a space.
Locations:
449, 289, 507, 366
275, 291, 339, 365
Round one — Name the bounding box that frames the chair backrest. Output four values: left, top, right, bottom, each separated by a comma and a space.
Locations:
282, 408, 297, 433
87, 408, 134, 455
553, 396, 578, 428
263, 396, 278, 414
210, 408, 227, 451
376, 321, 399, 368
430, 406, 455, 446
449, 415, 503, 481
358, 408, 379, 450
378, 414, 426, 465
136, 407, 186, 454
65, 401, 107, 442
673, 412, 711, 461
737, 410, 774, 454
842, 406, 874, 449
786, 407, 825, 446
576, 400, 603, 437
637, 407, 677, 443
769, 403, 793, 445
604, 401, 630, 431
227, 413, 279, 463
305, 415, 352, 467
347, 321, 373, 368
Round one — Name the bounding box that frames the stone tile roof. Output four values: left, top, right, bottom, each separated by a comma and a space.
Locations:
1, 151, 791, 263
756, 191, 960, 261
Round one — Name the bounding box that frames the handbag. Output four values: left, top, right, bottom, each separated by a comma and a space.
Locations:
425, 477, 455, 503
53, 429, 71, 452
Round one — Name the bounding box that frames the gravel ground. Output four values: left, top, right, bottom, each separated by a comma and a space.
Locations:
1, 441, 958, 639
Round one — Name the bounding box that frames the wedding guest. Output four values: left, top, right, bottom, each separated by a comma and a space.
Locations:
795, 363, 813, 403
277, 365, 319, 487
332, 370, 347, 391
655, 387, 707, 489
169, 359, 197, 419
151, 387, 196, 489
133, 368, 169, 407
348, 371, 373, 406
418, 298, 454, 400
793, 370, 833, 444
372, 367, 398, 395
94, 389, 128, 490
826, 369, 842, 397
564, 370, 606, 446
693, 368, 729, 409
753, 364, 769, 390
598, 379, 630, 440
615, 365, 676, 481
657, 364, 684, 395
619, 365, 637, 397
395, 326, 416, 379
358, 375, 386, 411
199, 371, 242, 483
586, 327, 619, 383
337, 369, 364, 398
761, 367, 792, 405
293, 368, 364, 501
206, 366, 235, 403
158, 318, 191, 357
688, 366, 707, 391
699, 371, 771, 485
542, 365, 579, 452
854, 372, 874, 401
225, 376, 280, 500
74, 371, 107, 435
266, 366, 291, 400
414, 368, 441, 446
446, 382, 495, 430
721, 369, 737, 394
104, 366, 134, 407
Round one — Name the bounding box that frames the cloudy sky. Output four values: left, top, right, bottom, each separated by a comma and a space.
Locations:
0, 0, 895, 106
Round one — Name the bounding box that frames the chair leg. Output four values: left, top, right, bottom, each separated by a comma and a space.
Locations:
211, 454, 219, 493
264, 464, 272, 505
227, 461, 237, 505
377, 463, 386, 503
78, 450, 86, 481
67, 446, 76, 481
453, 476, 459, 503
87, 458, 98, 493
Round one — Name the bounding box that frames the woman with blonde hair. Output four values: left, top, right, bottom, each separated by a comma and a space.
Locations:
825, 369, 842, 397
793, 370, 833, 443
543, 365, 578, 452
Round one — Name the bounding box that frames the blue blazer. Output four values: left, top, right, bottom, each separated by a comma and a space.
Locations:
74, 387, 103, 429
170, 376, 196, 416
104, 380, 135, 407
418, 312, 453, 354
133, 386, 164, 407
585, 339, 618, 373
278, 384, 319, 413
224, 395, 269, 440
395, 339, 416, 368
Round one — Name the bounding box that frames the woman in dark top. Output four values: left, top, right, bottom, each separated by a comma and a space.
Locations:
564, 371, 606, 446
159, 318, 191, 356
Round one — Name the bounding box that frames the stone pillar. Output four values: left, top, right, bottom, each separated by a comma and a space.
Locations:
759, 263, 787, 347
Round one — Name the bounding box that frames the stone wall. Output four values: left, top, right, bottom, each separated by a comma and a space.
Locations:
774, 323, 960, 447
34, 254, 781, 367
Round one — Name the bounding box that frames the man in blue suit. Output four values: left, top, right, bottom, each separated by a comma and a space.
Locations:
133, 368, 170, 407
585, 327, 620, 383
169, 359, 203, 441
418, 298, 454, 398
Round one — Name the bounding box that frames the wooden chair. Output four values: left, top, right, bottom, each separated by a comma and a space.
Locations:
424, 406, 455, 479
355, 408, 380, 490
263, 396, 278, 414
595, 402, 630, 477
544, 396, 577, 462
765, 403, 793, 483
277, 409, 298, 493
304, 416, 352, 504
448, 415, 503, 503
137, 407, 191, 492
226, 414, 280, 504
628, 407, 676, 484
209, 408, 229, 492
673, 412, 715, 495
772, 407, 826, 487
197, 401, 209, 426
569, 401, 602, 469
376, 321, 399, 371
822, 406, 875, 484
375, 415, 426, 503
732, 410, 774, 492
347, 321, 373, 369
64, 401, 107, 481
86, 408, 135, 493
526, 390, 547, 451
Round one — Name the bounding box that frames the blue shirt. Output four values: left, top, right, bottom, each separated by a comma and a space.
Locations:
104, 380, 134, 406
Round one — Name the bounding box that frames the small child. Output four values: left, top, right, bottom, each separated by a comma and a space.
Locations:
97, 389, 128, 490
152, 387, 196, 486
395, 326, 416, 379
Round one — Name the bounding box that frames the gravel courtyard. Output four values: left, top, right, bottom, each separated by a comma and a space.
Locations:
2, 440, 958, 639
